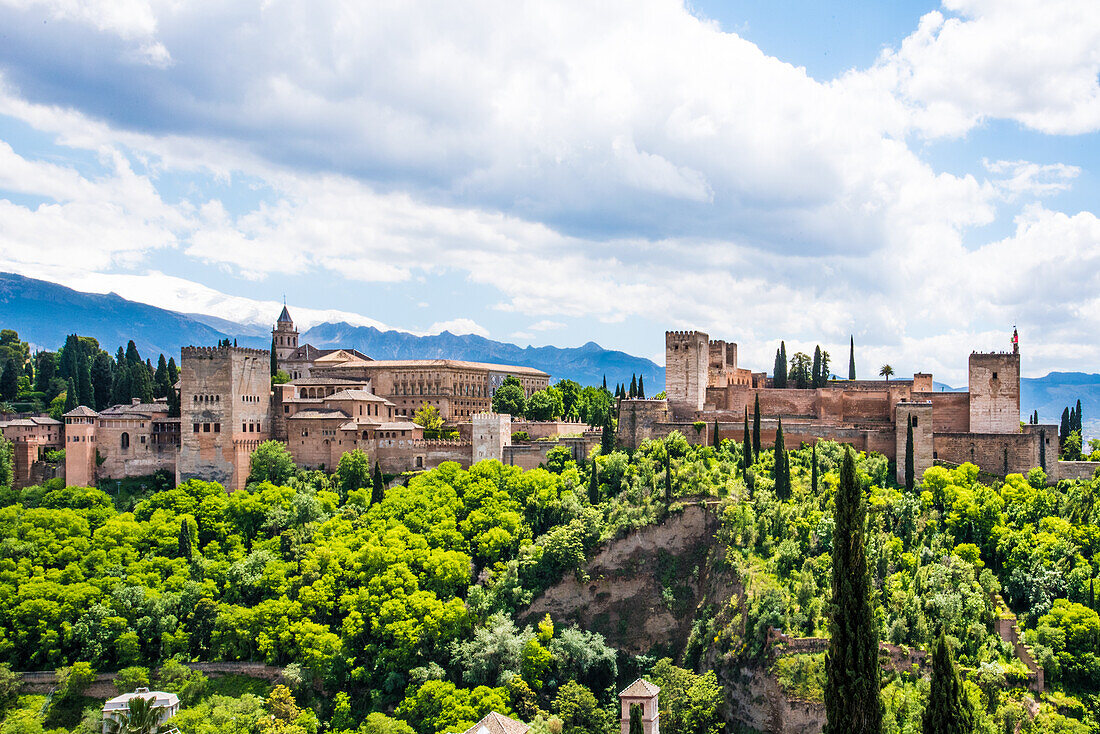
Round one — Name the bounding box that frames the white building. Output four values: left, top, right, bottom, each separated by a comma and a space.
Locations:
102, 687, 180, 733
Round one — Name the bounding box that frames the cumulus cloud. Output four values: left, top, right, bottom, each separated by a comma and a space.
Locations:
425, 319, 490, 338
984, 159, 1080, 201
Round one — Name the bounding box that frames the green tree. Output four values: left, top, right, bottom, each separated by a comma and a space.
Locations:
629, 374, 637, 399
848, 335, 856, 380
104, 694, 172, 734
113, 666, 151, 694
178, 517, 193, 561
35, 351, 57, 395
413, 403, 445, 430
1076, 398, 1084, 435
811, 442, 818, 496
753, 393, 761, 457
742, 409, 753, 470
492, 375, 527, 417
921, 633, 975, 734
336, 449, 372, 501
1061, 407, 1072, 450
823, 447, 881, 734
773, 345, 787, 388
527, 388, 564, 421
64, 377, 78, 411
372, 462, 385, 505
774, 418, 790, 500
247, 440, 296, 485
154, 354, 171, 399
712, 418, 720, 449
0, 361, 17, 401
879, 364, 894, 382
92, 351, 114, 410
588, 463, 599, 505
905, 415, 915, 492
552, 680, 605, 734
601, 414, 615, 456
637, 375, 646, 399
629, 704, 642, 734
812, 346, 823, 388
558, 379, 582, 418
77, 351, 94, 406
270, 338, 278, 377
789, 351, 812, 389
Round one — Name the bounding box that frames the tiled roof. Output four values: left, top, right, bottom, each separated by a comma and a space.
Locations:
102, 688, 179, 712
378, 421, 420, 431
459, 712, 530, 734
62, 406, 99, 417
288, 377, 365, 386
277, 305, 293, 324
620, 679, 660, 697
326, 389, 392, 404
288, 409, 350, 419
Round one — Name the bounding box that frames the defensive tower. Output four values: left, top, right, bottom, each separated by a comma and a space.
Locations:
272, 304, 299, 367
665, 330, 708, 416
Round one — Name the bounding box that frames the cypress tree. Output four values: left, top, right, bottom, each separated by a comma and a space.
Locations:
154, 354, 170, 398
1091, 578, 1096, 611
774, 418, 789, 500
64, 377, 78, 411
167, 357, 178, 386
1076, 399, 1083, 435
1033, 409, 1039, 424
588, 463, 600, 505
91, 352, 113, 410
371, 462, 385, 506
664, 450, 673, 503
602, 375, 607, 392
823, 447, 882, 734
743, 409, 753, 470
921, 633, 974, 734
629, 704, 643, 734
1061, 407, 1071, 449
637, 375, 645, 399
601, 414, 615, 455
753, 393, 761, 457
905, 415, 915, 493
811, 442, 819, 497
1070, 406, 1077, 437
848, 335, 857, 380
77, 354, 94, 407
0, 361, 18, 402
178, 518, 193, 561
780, 341, 788, 388
773, 348, 785, 388
812, 346, 823, 388
713, 418, 720, 449
112, 347, 131, 405
630, 374, 638, 399
270, 338, 278, 377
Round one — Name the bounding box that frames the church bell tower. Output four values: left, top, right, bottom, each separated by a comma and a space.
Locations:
272, 304, 299, 368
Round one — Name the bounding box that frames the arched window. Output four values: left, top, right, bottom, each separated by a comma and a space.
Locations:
121, 432, 130, 450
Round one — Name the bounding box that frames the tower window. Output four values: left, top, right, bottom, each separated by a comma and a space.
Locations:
912, 417, 918, 427
992, 371, 998, 380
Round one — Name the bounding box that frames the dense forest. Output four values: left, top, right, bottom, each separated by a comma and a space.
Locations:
2, 420, 1100, 732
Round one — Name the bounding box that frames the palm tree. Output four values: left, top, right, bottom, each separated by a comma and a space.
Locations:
879, 364, 894, 382
104, 696, 173, 734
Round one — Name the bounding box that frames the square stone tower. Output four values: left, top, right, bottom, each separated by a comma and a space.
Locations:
63, 406, 99, 488
619, 679, 659, 734
179, 346, 272, 491
665, 331, 709, 417
272, 305, 299, 367
968, 352, 1020, 434
472, 412, 512, 463
895, 401, 933, 485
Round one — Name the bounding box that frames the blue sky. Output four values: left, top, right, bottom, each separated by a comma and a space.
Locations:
0, 0, 1098, 384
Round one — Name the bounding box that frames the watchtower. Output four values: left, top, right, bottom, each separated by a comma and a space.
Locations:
619, 679, 660, 734
272, 304, 299, 367
665, 331, 708, 417
473, 412, 512, 463
968, 351, 1020, 434
895, 401, 933, 485
63, 406, 99, 487
178, 345, 271, 491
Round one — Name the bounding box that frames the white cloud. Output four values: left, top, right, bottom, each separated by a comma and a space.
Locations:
426, 319, 490, 338
529, 320, 566, 331
984, 159, 1080, 201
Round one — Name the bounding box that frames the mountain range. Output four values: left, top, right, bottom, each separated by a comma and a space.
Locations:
0, 271, 1095, 437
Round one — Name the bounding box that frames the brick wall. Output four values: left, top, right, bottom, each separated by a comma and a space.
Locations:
968, 353, 1020, 433
934, 432, 1038, 476
617, 399, 671, 450
665, 331, 708, 414
895, 403, 933, 484
929, 392, 970, 432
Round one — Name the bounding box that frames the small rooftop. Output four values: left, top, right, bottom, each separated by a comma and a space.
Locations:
620, 678, 660, 698
277, 304, 293, 324
102, 687, 179, 712
62, 406, 99, 418
458, 712, 530, 734
288, 409, 350, 420
326, 389, 392, 404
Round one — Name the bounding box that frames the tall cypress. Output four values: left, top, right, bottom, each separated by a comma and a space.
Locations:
601, 414, 616, 455
167, 356, 178, 386
848, 335, 857, 381
270, 338, 278, 377
743, 409, 753, 470
638, 375, 645, 399
1061, 407, 1071, 449
774, 418, 789, 500
812, 346, 823, 388
752, 393, 761, 457
779, 342, 788, 388
588, 463, 600, 505
664, 450, 673, 503
178, 518, 193, 561
64, 377, 78, 411
713, 418, 720, 449
602, 375, 607, 392
905, 415, 915, 493
823, 447, 882, 734
371, 462, 385, 506
1076, 399, 1083, 435
773, 348, 785, 388
921, 633, 974, 734
811, 442, 819, 497
629, 374, 637, 399
629, 704, 643, 734
91, 352, 113, 410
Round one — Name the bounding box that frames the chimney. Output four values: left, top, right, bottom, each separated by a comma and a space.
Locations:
132, 398, 141, 406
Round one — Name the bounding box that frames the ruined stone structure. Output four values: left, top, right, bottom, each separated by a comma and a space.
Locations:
620, 329, 1057, 482
178, 345, 271, 491
273, 308, 549, 421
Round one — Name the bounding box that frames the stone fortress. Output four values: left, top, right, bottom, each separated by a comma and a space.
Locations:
3, 306, 579, 492
618, 328, 1090, 483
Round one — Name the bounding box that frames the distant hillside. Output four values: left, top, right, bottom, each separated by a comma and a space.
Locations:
0, 272, 256, 357
302, 322, 665, 388
1023, 372, 1100, 440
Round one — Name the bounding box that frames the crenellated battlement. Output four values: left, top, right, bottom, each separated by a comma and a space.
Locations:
182, 345, 271, 358
665, 330, 707, 340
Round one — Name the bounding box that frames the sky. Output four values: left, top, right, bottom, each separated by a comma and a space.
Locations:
0, 0, 1098, 385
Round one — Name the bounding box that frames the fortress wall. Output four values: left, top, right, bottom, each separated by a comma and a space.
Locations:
503, 436, 591, 470
928, 392, 970, 432
617, 400, 671, 449
934, 432, 1038, 476
841, 391, 891, 423
969, 353, 1021, 434
1050, 461, 1100, 482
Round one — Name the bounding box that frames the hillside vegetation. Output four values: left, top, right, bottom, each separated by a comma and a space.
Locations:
1, 431, 1100, 733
